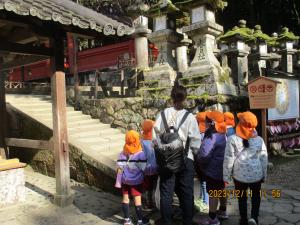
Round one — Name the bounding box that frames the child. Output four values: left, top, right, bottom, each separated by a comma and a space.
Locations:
224, 112, 236, 137
195, 112, 209, 212
223, 112, 268, 225
116, 130, 149, 225
141, 119, 158, 211
197, 111, 228, 225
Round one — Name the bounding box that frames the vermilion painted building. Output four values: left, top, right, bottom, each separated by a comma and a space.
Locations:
8, 40, 136, 82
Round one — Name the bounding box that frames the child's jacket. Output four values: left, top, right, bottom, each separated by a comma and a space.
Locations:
117, 151, 147, 186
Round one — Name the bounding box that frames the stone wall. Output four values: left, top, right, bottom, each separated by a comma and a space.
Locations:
80, 97, 170, 132
79, 96, 248, 133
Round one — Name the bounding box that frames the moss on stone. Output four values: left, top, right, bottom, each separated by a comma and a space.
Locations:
174, 0, 228, 11
179, 73, 209, 82
218, 20, 255, 43
184, 83, 204, 88
219, 70, 230, 83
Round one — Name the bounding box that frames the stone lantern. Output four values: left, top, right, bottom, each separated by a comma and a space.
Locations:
133, 16, 151, 71
277, 27, 299, 73
248, 25, 271, 78
126, 1, 151, 71
144, 1, 184, 87
173, 0, 237, 110
268, 32, 281, 70
176, 32, 192, 73
219, 20, 254, 85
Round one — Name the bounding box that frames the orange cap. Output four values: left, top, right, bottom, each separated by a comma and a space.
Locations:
224, 112, 236, 127
123, 130, 142, 155
236, 111, 258, 140
196, 112, 207, 133
142, 119, 155, 140
206, 111, 226, 134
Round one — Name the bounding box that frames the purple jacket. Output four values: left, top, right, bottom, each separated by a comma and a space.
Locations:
197, 133, 227, 181
117, 151, 147, 186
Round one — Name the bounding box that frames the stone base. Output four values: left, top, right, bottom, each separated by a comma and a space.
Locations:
144, 65, 177, 86
54, 191, 75, 207
180, 64, 237, 107
0, 168, 26, 205
138, 66, 177, 99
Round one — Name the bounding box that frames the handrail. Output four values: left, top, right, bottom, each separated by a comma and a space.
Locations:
5, 81, 50, 89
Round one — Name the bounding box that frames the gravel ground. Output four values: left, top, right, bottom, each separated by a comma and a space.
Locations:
267, 155, 300, 191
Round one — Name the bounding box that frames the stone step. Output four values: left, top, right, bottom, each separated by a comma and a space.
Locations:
69, 132, 124, 140
70, 129, 122, 139
43, 118, 100, 127
20, 106, 74, 112
14, 102, 52, 107
75, 135, 125, 143
89, 142, 124, 152
68, 125, 117, 133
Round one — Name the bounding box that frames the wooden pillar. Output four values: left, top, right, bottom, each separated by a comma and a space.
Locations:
0, 73, 7, 159
261, 109, 267, 144
73, 36, 80, 110
51, 33, 74, 207
120, 69, 125, 97
94, 71, 98, 99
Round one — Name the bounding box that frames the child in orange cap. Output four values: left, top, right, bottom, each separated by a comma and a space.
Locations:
141, 119, 157, 211
116, 130, 149, 225
195, 112, 209, 213
223, 112, 268, 225
197, 111, 228, 225
224, 112, 236, 137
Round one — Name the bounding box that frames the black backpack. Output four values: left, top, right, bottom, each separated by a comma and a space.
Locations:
154, 110, 190, 173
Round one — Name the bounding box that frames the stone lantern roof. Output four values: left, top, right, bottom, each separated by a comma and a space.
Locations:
277, 27, 299, 42
174, 0, 228, 11
267, 27, 299, 47
218, 20, 255, 43
253, 25, 272, 42
148, 0, 183, 17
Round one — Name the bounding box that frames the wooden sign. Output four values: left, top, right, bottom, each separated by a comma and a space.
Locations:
247, 76, 280, 109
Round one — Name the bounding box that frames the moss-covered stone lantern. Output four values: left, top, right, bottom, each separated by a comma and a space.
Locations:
277, 27, 299, 73
218, 20, 254, 85
143, 0, 184, 87
176, 0, 237, 110
248, 25, 272, 77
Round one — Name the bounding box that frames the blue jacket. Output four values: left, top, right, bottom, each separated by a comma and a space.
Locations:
142, 140, 158, 176
226, 127, 235, 137
197, 133, 227, 181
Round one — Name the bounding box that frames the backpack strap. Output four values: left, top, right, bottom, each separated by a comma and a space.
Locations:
161, 110, 170, 133
178, 112, 190, 130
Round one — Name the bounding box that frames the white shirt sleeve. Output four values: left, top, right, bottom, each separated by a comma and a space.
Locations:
187, 115, 201, 156
260, 139, 268, 181
223, 136, 236, 182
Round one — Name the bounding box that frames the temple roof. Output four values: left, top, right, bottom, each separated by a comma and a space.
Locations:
0, 0, 133, 36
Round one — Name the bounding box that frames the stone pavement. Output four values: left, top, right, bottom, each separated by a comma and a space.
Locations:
1, 168, 300, 225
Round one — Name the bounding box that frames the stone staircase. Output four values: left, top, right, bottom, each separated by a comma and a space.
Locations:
6, 94, 125, 178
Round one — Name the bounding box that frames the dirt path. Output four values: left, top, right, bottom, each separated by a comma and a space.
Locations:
267, 155, 300, 191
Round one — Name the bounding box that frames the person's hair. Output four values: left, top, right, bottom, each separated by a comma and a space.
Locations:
242, 139, 250, 148
171, 85, 187, 110
204, 117, 216, 139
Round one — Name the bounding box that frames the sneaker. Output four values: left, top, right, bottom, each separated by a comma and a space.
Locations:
124, 218, 133, 225
199, 216, 220, 225
201, 203, 209, 213
136, 218, 150, 225
248, 218, 257, 225
216, 210, 229, 220
195, 199, 209, 213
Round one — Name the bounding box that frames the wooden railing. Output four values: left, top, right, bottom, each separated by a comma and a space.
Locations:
5, 81, 50, 89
